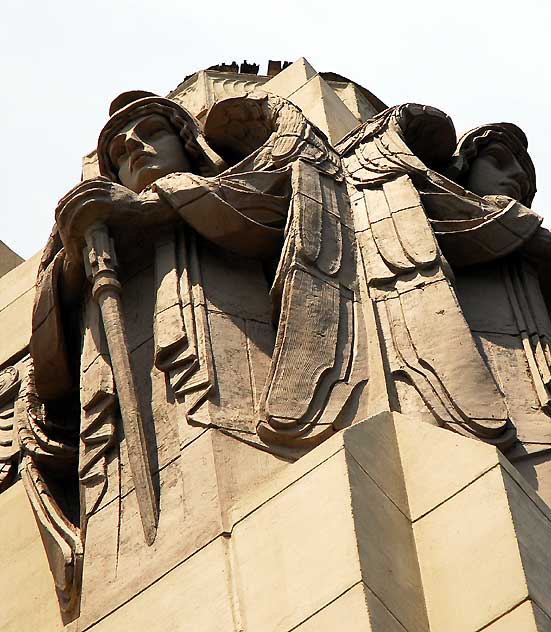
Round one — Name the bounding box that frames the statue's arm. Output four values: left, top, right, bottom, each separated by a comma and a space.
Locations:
426, 193, 543, 267
152, 170, 290, 258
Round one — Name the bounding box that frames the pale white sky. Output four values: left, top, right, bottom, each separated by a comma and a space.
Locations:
2, 0, 550, 258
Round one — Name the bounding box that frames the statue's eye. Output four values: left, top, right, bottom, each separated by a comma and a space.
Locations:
140, 121, 168, 142
483, 145, 509, 167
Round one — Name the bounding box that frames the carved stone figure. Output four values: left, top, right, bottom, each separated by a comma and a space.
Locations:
447, 123, 551, 492
337, 104, 544, 450
7, 59, 551, 631
22, 90, 367, 615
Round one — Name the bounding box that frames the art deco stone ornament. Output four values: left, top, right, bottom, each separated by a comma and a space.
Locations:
22, 89, 366, 615
6, 59, 551, 631
18, 70, 551, 623
446, 123, 551, 468
337, 104, 544, 447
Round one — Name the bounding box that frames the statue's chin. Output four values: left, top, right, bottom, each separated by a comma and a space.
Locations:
125, 164, 165, 193
128, 161, 187, 193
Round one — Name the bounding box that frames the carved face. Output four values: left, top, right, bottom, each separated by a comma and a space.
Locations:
108, 114, 191, 193
465, 141, 530, 201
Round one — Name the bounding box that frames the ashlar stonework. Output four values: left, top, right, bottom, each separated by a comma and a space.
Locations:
2, 58, 551, 631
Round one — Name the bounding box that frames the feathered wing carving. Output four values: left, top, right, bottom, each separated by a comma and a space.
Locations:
337, 104, 516, 447
0, 367, 20, 492
18, 359, 83, 615
204, 93, 341, 177
219, 96, 369, 449
257, 159, 368, 449
153, 93, 369, 451
147, 94, 368, 449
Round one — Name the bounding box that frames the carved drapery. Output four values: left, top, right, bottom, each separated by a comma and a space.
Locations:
337, 104, 543, 449
149, 94, 369, 451
153, 227, 214, 414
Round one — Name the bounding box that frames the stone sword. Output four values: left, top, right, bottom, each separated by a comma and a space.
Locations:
84, 222, 158, 545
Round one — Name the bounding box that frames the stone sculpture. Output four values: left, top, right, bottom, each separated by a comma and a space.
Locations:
21, 89, 367, 614
18, 76, 551, 620
338, 104, 545, 449
447, 123, 551, 478
3, 59, 551, 631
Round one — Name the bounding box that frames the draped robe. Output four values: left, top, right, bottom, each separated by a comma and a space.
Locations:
337, 105, 545, 449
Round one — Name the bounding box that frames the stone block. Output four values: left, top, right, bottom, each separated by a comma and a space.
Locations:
0, 250, 40, 310
502, 462, 551, 621
84, 537, 236, 631
231, 419, 429, 632
329, 81, 381, 122
483, 600, 551, 631
413, 465, 529, 632
343, 412, 409, 515
347, 450, 429, 631
346, 415, 551, 631
394, 413, 501, 520
0, 240, 23, 278
289, 74, 360, 144
227, 428, 345, 528
0, 481, 64, 632
292, 583, 406, 632
263, 57, 317, 99
0, 251, 41, 367
232, 449, 362, 632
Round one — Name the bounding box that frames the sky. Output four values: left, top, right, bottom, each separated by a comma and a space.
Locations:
2, 0, 550, 258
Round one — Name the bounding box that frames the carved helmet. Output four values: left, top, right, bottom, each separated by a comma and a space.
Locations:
97, 90, 226, 181
449, 122, 536, 206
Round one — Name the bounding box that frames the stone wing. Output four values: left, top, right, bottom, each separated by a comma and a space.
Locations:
257, 160, 368, 451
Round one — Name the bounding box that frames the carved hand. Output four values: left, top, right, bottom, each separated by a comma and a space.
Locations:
56, 178, 173, 262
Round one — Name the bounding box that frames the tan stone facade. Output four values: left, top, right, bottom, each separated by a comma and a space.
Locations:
3, 59, 551, 630
5, 414, 551, 630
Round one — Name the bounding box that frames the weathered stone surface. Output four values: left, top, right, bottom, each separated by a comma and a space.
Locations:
415, 466, 528, 631
5, 59, 551, 632
347, 450, 429, 631
0, 240, 23, 278
0, 251, 40, 367
0, 482, 64, 631
83, 537, 236, 632
483, 601, 551, 631
232, 450, 363, 631
262, 56, 317, 99
292, 583, 405, 632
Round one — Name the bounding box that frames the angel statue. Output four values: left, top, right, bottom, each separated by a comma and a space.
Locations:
337, 104, 546, 452
20, 90, 368, 615
445, 122, 551, 497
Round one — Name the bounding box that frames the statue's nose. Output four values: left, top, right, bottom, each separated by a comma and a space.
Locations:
125, 131, 144, 152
